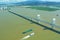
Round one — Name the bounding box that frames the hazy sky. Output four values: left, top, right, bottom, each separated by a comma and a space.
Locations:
42, 0, 60, 2
0, 0, 27, 2
0, 0, 60, 2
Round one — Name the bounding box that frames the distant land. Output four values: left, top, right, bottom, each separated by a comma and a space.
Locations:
0, 1, 60, 6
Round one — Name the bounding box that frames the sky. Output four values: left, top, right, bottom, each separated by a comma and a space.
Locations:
0, 0, 27, 2
42, 0, 60, 2
0, 0, 60, 2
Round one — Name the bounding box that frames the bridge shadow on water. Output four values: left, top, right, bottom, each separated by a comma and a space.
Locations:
8, 10, 60, 34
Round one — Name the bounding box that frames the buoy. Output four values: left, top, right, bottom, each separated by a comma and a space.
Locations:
51, 18, 56, 28
37, 14, 40, 23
